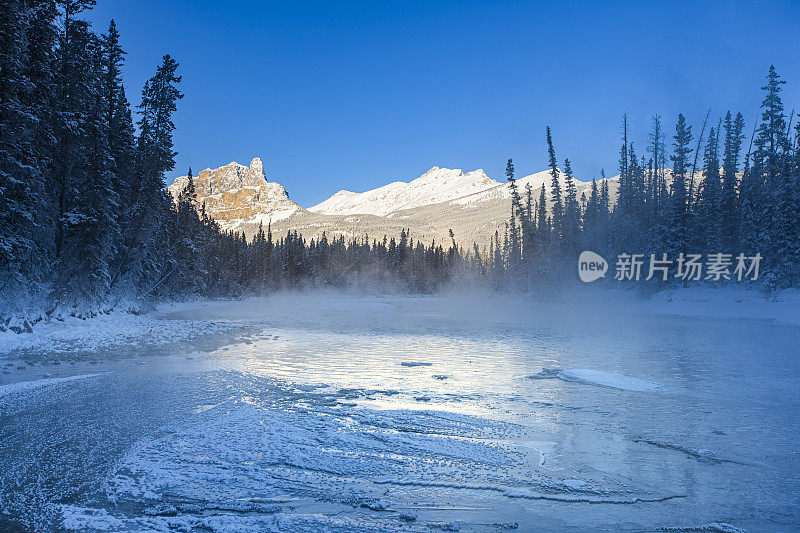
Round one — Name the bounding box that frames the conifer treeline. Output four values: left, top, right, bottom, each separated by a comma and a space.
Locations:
0, 3, 473, 316
490, 66, 800, 291
1, 1, 797, 319
0, 1, 204, 314
170, 197, 477, 296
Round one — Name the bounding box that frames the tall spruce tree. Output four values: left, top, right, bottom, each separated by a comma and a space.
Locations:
562, 158, 581, 257
51, 0, 98, 263
720, 111, 745, 251
648, 115, 667, 209
598, 170, 610, 254
696, 126, 722, 252
101, 21, 136, 224
50, 4, 121, 306
755, 66, 795, 286
505, 158, 521, 274
582, 177, 599, 251
617, 114, 630, 216
545, 126, 563, 241
665, 113, 693, 255
0, 1, 43, 299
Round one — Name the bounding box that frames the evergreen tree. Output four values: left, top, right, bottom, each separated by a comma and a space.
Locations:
505, 158, 521, 276
598, 170, 610, 254
628, 143, 645, 221
179, 167, 195, 204
739, 123, 766, 256
545, 126, 563, 241
524, 182, 533, 224
562, 158, 581, 256
51, 0, 98, 262
755, 66, 789, 186
648, 115, 667, 209
533, 184, 550, 283
101, 20, 136, 220
696, 126, 722, 252
617, 114, 630, 216
23, 1, 59, 272
123, 54, 183, 291
720, 111, 745, 251
582, 177, 599, 250
754, 66, 795, 286
0, 1, 43, 298
665, 113, 693, 256
135, 54, 182, 201
536, 185, 548, 237
50, 3, 120, 306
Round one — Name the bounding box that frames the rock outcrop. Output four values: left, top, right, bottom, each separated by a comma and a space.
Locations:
167, 157, 303, 231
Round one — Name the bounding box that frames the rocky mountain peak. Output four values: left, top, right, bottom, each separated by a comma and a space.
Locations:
167, 157, 302, 232
250, 157, 263, 177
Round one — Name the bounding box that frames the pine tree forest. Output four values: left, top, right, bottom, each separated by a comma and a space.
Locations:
1, 3, 799, 322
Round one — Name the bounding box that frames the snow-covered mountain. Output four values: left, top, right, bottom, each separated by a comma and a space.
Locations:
169, 158, 619, 246
293, 167, 616, 246
309, 167, 588, 215
167, 158, 304, 232
309, 167, 498, 216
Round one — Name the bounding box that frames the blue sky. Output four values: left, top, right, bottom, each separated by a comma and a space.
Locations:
88, 0, 800, 207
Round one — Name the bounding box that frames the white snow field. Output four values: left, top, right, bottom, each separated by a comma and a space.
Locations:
0, 291, 798, 532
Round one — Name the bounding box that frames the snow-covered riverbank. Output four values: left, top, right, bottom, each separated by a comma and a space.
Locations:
0, 306, 239, 358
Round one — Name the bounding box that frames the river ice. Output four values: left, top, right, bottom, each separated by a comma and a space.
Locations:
0, 291, 798, 532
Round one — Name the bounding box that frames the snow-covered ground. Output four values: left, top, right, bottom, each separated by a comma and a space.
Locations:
0, 307, 239, 357
0, 290, 798, 532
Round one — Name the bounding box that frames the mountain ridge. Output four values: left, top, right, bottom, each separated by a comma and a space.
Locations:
168, 157, 620, 245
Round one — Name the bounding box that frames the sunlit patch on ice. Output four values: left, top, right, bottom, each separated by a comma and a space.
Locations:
90, 377, 683, 530
528, 367, 660, 392
5, 295, 796, 531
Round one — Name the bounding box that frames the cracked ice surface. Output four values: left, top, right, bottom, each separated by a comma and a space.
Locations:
0, 292, 798, 532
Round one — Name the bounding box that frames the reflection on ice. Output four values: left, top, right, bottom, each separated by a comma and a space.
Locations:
94, 375, 685, 531
1, 295, 798, 532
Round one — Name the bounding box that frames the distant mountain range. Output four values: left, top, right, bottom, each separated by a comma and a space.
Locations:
167, 157, 620, 248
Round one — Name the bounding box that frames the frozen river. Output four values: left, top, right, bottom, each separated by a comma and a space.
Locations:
1, 293, 798, 532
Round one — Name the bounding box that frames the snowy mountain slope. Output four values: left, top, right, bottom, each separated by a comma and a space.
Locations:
167, 157, 304, 232
309, 167, 605, 214
448, 169, 578, 206
308, 167, 498, 216
262, 168, 619, 247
